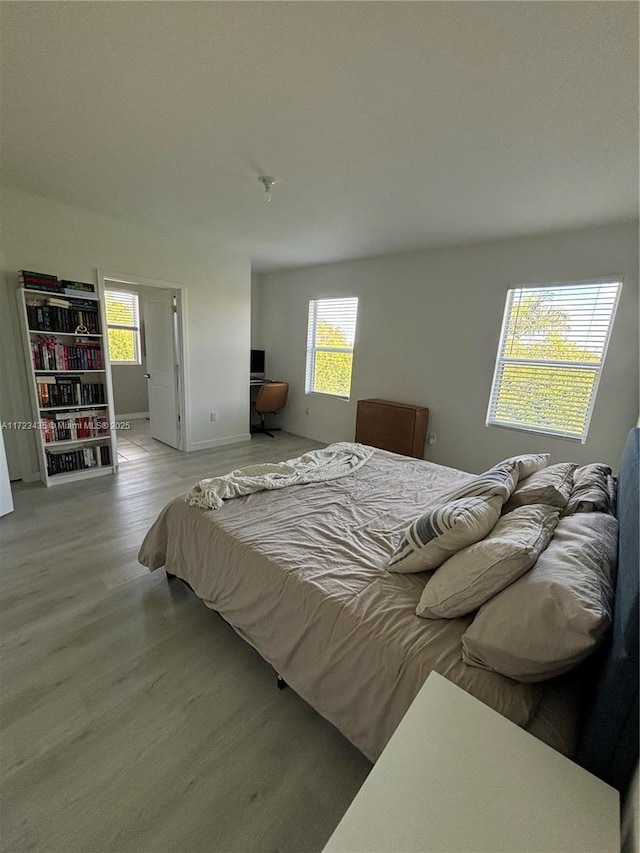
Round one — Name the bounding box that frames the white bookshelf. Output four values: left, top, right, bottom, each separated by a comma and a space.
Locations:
17, 280, 118, 487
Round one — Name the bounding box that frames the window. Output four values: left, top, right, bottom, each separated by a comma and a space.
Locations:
305, 297, 358, 399
487, 280, 621, 442
105, 289, 141, 365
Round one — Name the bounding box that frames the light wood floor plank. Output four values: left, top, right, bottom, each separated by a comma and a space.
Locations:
0, 432, 371, 853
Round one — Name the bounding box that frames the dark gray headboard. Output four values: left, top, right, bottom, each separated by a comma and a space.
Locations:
576, 427, 639, 794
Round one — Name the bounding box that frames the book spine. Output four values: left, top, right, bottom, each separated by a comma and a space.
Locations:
20, 270, 58, 281
60, 281, 96, 294
23, 283, 64, 294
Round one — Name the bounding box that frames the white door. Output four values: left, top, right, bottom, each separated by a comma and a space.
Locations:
143, 289, 181, 449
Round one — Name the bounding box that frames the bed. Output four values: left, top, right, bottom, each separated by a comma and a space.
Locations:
139, 429, 638, 794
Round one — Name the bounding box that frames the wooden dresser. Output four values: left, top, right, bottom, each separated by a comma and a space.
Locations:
355, 399, 429, 459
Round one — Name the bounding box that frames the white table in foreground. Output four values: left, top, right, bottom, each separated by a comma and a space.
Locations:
323, 671, 619, 853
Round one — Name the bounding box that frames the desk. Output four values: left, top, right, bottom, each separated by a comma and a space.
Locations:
323, 672, 619, 853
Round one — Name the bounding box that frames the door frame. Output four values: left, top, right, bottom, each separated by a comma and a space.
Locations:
97, 270, 190, 452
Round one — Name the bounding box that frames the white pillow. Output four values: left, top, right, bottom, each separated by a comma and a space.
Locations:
388, 495, 502, 573
416, 504, 559, 618
462, 513, 618, 682
500, 453, 550, 480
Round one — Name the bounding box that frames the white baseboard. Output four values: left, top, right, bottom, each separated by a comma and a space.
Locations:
116, 412, 149, 421
188, 433, 252, 452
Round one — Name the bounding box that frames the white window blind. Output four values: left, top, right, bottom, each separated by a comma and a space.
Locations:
305, 297, 358, 399
487, 280, 621, 442
105, 289, 141, 365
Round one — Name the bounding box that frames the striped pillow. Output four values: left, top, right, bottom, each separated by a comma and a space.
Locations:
388, 495, 503, 573
443, 462, 519, 504
388, 464, 519, 574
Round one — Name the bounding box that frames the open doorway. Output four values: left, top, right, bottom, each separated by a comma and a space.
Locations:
98, 271, 188, 454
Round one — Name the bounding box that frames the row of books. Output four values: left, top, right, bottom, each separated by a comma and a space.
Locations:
27, 301, 101, 335
37, 376, 106, 408
45, 443, 112, 476
42, 412, 110, 443
20, 270, 96, 296
32, 340, 104, 371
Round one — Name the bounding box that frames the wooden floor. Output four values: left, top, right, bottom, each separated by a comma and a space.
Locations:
0, 431, 371, 853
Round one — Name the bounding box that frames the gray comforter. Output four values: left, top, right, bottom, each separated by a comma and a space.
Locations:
139, 448, 571, 761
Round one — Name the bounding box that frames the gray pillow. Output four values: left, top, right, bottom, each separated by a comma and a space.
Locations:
462, 513, 618, 682
416, 504, 559, 618
503, 462, 577, 511
563, 463, 616, 516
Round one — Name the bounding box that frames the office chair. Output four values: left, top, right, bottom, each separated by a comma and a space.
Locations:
251, 381, 289, 438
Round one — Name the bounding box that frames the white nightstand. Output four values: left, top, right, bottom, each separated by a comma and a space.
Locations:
323, 671, 619, 852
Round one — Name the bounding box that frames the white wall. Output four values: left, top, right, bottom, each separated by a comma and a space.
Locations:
0, 187, 251, 478
251, 272, 264, 349
259, 221, 639, 472
0, 254, 27, 479
111, 362, 149, 418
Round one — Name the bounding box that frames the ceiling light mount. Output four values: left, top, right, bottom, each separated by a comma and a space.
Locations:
259, 175, 276, 202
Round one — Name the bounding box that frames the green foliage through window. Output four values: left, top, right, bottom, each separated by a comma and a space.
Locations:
306, 299, 358, 398
488, 283, 621, 441
108, 328, 137, 363
105, 289, 140, 365
313, 347, 353, 397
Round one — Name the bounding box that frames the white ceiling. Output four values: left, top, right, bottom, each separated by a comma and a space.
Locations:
1, 2, 638, 272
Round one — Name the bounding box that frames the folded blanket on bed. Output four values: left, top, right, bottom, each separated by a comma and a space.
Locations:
185, 441, 374, 509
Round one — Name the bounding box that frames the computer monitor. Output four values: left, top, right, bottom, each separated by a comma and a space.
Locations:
250, 349, 265, 378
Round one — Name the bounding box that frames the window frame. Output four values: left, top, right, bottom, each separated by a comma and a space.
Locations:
486, 278, 622, 443
305, 296, 359, 400
105, 288, 142, 366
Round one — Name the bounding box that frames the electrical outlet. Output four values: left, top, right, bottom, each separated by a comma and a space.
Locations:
210, 412, 217, 422
304, 407, 310, 416
427, 432, 436, 445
